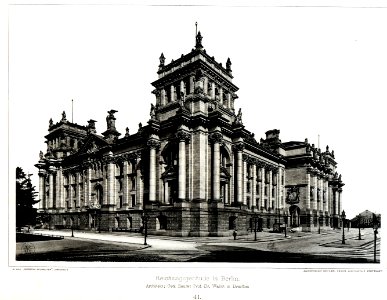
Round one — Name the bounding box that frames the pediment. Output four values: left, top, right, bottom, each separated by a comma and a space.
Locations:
77, 134, 109, 155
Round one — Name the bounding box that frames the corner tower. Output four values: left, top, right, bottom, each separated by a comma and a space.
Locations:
151, 31, 239, 123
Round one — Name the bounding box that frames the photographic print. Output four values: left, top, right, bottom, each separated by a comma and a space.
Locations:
4, 1, 386, 300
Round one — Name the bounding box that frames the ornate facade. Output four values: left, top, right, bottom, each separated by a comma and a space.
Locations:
35, 31, 344, 236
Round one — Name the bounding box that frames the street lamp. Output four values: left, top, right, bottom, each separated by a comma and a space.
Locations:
142, 214, 149, 245
341, 210, 346, 244
284, 215, 287, 238
357, 215, 362, 240
318, 216, 321, 234
254, 213, 259, 241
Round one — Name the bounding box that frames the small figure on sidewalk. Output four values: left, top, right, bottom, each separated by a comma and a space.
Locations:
233, 230, 237, 240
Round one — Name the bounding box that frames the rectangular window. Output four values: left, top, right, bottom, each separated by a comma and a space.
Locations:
310, 187, 314, 200
131, 178, 136, 190
272, 187, 275, 197
131, 195, 136, 207
247, 182, 251, 193
256, 184, 259, 194
264, 186, 267, 196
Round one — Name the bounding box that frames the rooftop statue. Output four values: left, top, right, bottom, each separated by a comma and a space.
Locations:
61, 111, 67, 122
159, 53, 165, 68
235, 108, 243, 125
195, 31, 203, 49
150, 103, 156, 120
106, 109, 118, 130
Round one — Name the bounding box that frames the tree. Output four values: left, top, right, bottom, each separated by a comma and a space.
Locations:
16, 167, 39, 227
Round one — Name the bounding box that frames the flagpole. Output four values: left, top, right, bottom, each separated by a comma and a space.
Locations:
72, 99, 73, 123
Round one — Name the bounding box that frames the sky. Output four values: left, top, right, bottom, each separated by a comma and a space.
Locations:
7, 2, 387, 219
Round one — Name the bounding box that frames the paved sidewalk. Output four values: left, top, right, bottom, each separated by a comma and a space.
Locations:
33, 229, 199, 251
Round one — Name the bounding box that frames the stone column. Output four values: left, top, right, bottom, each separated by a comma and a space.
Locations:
324, 180, 329, 213
318, 177, 323, 212
333, 188, 338, 215
268, 169, 273, 209
170, 85, 175, 102
86, 165, 92, 207
313, 175, 318, 210
190, 76, 195, 94
123, 160, 129, 208
235, 143, 244, 204
203, 77, 208, 95
38, 170, 46, 210
176, 131, 189, 201
224, 182, 229, 204
211, 82, 216, 99
164, 180, 169, 204
107, 152, 115, 206
60, 173, 65, 210
68, 173, 72, 209
227, 93, 231, 109
243, 158, 247, 206
135, 153, 143, 208
277, 168, 282, 209
48, 168, 54, 209
219, 87, 223, 105
180, 80, 185, 96
338, 188, 342, 215
147, 139, 160, 202
76, 173, 81, 208
306, 172, 311, 210
178, 138, 186, 201
261, 166, 265, 209
161, 89, 166, 106
210, 132, 222, 201
252, 164, 256, 208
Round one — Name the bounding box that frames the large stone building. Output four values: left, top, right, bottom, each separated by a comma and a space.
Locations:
35, 31, 345, 236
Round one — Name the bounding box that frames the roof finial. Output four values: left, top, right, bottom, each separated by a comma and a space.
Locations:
195, 22, 198, 39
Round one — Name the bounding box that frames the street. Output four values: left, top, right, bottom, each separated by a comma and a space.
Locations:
16, 228, 380, 263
